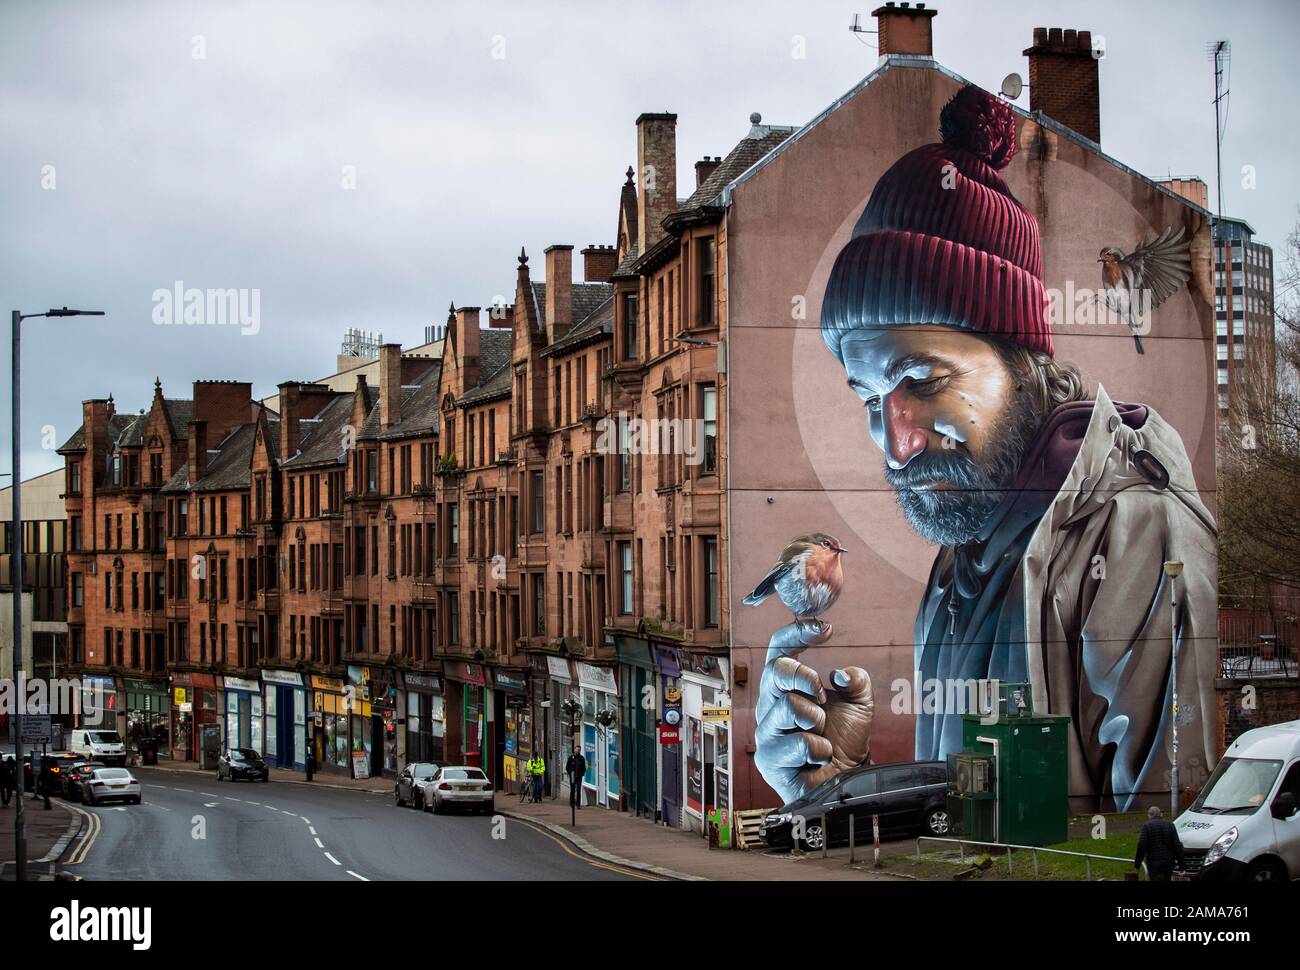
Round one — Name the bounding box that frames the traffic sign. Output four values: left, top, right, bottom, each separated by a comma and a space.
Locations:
20, 715, 52, 745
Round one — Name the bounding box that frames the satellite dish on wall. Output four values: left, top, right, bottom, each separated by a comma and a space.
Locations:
1000, 73, 1024, 100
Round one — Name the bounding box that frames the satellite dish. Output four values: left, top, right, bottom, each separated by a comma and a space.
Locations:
1000, 73, 1024, 100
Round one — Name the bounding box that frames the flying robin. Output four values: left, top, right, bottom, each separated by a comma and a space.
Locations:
1098, 225, 1192, 355
743, 533, 846, 633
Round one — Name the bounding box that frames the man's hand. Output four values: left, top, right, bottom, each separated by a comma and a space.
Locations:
754, 621, 874, 805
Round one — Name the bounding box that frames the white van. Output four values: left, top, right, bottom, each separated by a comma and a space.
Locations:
69, 728, 128, 767
1175, 720, 1300, 881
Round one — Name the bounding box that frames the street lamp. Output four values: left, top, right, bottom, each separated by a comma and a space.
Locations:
1163, 559, 1184, 819
10, 306, 105, 881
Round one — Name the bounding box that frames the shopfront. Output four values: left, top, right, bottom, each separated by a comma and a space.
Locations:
124, 677, 170, 760
616, 636, 658, 819
680, 653, 729, 836
190, 673, 221, 765
223, 675, 263, 754
403, 671, 444, 766
310, 675, 349, 774
79, 673, 124, 744
576, 661, 620, 810
495, 669, 530, 795
368, 666, 400, 777
262, 669, 307, 771
169, 671, 197, 761
654, 645, 683, 827
443, 661, 487, 776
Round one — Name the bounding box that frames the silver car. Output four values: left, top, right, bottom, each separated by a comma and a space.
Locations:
429, 766, 494, 815
394, 762, 440, 811
81, 767, 142, 806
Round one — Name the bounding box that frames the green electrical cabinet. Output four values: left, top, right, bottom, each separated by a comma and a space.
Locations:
957, 710, 1070, 846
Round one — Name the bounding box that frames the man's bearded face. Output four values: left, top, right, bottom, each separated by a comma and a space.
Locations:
838, 326, 1045, 547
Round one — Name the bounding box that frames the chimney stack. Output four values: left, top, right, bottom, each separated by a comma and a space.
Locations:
1024, 27, 1102, 145
544, 244, 574, 343
872, 3, 936, 57
188, 419, 207, 485
581, 245, 618, 283
192, 380, 254, 446
453, 306, 482, 390
278, 382, 332, 458
694, 157, 721, 189
635, 113, 677, 256
379, 343, 402, 430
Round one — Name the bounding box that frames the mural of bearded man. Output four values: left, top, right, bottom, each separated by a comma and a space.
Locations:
754, 84, 1217, 813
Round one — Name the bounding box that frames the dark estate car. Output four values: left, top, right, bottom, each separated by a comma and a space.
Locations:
29, 753, 82, 797
761, 761, 951, 851
394, 762, 440, 810
217, 748, 270, 782
61, 761, 107, 801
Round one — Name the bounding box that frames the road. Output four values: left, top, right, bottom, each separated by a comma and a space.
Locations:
61, 768, 644, 881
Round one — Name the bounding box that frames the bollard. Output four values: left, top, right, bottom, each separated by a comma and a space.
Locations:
849, 813, 856, 864
1006, 845, 1013, 875
820, 812, 828, 859
873, 814, 881, 868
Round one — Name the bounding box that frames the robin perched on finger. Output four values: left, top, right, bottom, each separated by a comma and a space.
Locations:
743, 533, 846, 634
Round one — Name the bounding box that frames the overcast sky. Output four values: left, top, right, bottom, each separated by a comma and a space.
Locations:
3, 0, 1297, 480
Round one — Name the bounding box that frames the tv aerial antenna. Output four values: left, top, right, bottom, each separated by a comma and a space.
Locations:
849, 13, 877, 47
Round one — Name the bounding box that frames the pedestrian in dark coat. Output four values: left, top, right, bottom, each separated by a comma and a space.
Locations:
1135, 805, 1185, 880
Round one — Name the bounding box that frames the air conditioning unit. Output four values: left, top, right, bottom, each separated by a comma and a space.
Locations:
948, 752, 994, 795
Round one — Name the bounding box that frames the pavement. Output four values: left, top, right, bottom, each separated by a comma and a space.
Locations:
0, 790, 84, 881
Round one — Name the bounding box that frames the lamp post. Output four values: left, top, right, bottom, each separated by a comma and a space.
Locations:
1163, 560, 1184, 818
10, 307, 105, 881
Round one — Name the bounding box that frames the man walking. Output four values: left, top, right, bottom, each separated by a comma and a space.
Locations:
1135, 805, 1185, 881
565, 747, 586, 809
526, 753, 545, 804
0, 755, 13, 807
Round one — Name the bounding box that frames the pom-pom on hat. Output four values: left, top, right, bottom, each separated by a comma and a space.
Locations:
821, 84, 1053, 359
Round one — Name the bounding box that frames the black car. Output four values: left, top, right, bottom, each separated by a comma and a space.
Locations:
217, 748, 269, 782
33, 753, 81, 797
61, 761, 107, 801
761, 761, 951, 851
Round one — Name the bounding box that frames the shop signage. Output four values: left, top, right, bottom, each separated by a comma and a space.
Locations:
576, 662, 617, 693
663, 707, 682, 727
664, 687, 682, 704
658, 725, 680, 745
702, 705, 732, 723
546, 656, 573, 682
224, 676, 261, 693
262, 669, 303, 687
124, 678, 165, 694
351, 751, 370, 780
404, 673, 441, 692
173, 688, 189, 706
309, 675, 344, 693
506, 694, 527, 709
445, 661, 485, 686
494, 671, 527, 692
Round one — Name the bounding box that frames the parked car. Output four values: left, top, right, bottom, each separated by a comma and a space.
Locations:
1176, 719, 1300, 881
428, 766, 494, 815
217, 748, 270, 782
761, 761, 950, 851
394, 762, 440, 810
81, 767, 141, 806
61, 761, 106, 801
68, 729, 128, 767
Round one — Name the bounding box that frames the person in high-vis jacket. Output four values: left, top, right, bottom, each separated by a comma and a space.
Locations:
527, 754, 546, 804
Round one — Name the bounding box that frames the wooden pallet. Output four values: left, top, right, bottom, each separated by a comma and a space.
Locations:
732, 809, 773, 850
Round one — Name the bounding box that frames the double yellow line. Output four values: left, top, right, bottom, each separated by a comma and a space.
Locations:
509, 817, 669, 881
62, 803, 101, 867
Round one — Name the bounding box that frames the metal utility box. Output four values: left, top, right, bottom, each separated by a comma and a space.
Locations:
944, 682, 1069, 847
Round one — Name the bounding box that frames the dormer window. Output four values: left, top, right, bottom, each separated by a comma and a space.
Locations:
621, 292, 639, 360
112, 454, 122, 486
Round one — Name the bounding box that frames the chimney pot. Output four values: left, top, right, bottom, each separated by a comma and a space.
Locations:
581, 245, 618, 283
544, 245, 575, 342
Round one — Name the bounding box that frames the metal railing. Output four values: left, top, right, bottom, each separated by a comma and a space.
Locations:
915, 836, 1145, 880
1218, 641, 1298, 679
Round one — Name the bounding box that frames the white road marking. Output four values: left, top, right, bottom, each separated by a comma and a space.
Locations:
201, 792, 220, 798
314, 837, 324, 849
146, 784, 166, 789
346, 870, 368, 881
324, 852, 340, 866
204, 802, 220, 808
300, 817, 312, 825
226, 797, 242, 802
173, 787, 193, 793
264, 805, 278, 811
281, 810, 297, 816
245, 801, 261, 806
308, 826, 317, 836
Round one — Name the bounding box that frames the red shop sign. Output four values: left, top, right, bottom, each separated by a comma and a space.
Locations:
659, 725, 680, 746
